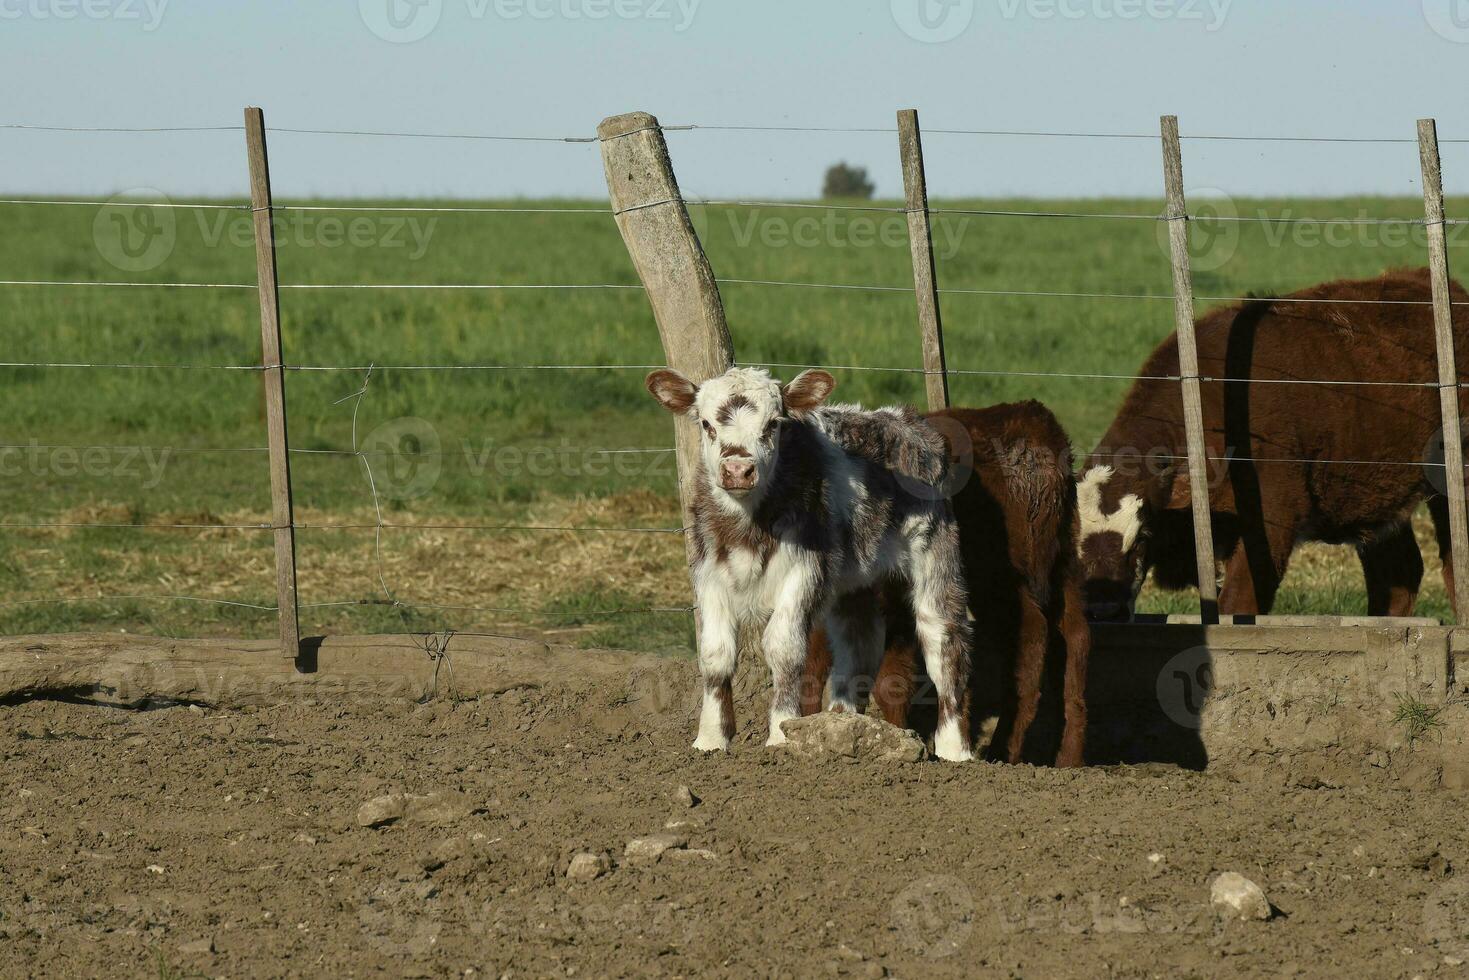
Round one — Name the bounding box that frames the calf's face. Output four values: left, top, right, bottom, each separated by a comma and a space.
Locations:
1076, 465, 1148, 621
645, 366, 835, 500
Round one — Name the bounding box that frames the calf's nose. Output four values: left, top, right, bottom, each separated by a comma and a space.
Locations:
720, 459, 757, 490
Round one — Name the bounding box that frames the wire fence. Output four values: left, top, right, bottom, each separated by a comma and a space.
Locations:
3, 109, 1467, 641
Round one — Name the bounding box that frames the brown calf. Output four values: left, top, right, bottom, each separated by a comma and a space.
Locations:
1078, 268, 1469, 621
801, 402, 1091, 767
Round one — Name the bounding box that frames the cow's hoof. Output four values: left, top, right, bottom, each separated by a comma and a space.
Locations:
935, 746, 976, 763
764, 730, 789, 748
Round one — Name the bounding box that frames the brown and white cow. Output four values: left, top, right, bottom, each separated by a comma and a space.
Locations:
801, 401, 1091, 767
645, 366, 974, 760
1079, 268, 1469, 621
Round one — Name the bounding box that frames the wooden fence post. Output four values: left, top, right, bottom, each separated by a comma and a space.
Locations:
597, 111, 735, 587
1160, 115, 1219, 623
243, 107, 301, 660
897, 109, 950, 411
1418, 118, 1469, 621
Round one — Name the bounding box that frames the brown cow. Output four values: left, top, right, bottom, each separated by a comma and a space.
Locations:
1078, 268, 1469, 621
801, 402, 1091, 767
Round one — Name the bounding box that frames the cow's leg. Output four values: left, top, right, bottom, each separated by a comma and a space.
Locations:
762, 570, 820, 746
1001, 591, 1049, 765
824, 591, 884, 715
1218, 517, 1296, 615
692, 577, 738, 752
1358, 520, 1424, 617
911, 531, 974, 762
1055, 574, 1091, 768
800, 627, 832, 716
1429, 495, 1459, 619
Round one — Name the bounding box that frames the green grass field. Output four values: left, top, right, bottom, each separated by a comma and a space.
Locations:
0, 193, 1462, 647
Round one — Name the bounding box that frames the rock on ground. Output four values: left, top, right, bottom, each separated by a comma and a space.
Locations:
624, 833, 689, 865
779, 711, 927, 763
355, 791, 475, 829
356, 794, 407, 828
566, 851, 612, 881
1211, 872, 1273, 921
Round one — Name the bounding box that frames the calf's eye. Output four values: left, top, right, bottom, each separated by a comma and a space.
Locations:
702, 420, 715, 439
762, 420, 779, 441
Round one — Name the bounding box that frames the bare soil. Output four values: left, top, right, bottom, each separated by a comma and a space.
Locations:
3, 642, 1469, 979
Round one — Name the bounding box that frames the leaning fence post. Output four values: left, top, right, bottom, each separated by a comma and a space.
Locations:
1418, 118, 1469, 621
1160, 115, 1219, 623
243, 107, 301, 660
597, 111, 735, 601
897, 109, 949, 411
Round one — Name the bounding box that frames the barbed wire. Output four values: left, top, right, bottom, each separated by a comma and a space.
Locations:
267, 126, 599, 143
0, 280, 644, 291
296, 521, 685, 533
1088, 449, 1449, 469
0, 520, 271, 531
0, 593, 277, 610
286, 363, 665, 372
273, 203, 611, 215
0, 360, 262, 370
0, 198, 248, 210
7, 119, 1464, 144
0, 123, 242, 133
717, 277, 1466, 307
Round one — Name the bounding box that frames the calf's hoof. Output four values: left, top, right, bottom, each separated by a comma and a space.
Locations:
933, 720, 974, 763
692, 733, 730, 753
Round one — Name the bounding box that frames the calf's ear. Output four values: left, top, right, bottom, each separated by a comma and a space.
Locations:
645, 369, 699, 416
782, 369, 836, 414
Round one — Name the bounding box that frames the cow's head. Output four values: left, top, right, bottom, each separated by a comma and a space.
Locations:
1076, 465, 1148, 621
645, 366, 835, 504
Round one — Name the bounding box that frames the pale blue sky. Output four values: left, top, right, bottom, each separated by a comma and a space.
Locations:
3, 0, 1468, 199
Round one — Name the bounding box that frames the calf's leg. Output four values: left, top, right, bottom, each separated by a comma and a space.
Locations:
1357, 520, 1424, 617
692, 582, 738, 752
911, 532, 974, 762
824, 592, 885, 715
762, 585, 819, 746
873, 604, 920, 729
998, 591, 1049, 764
800, 628, 832, 716
1430, 495, 1460, 620
1218, 517, 1297, 615
1055, 574, 1091, 768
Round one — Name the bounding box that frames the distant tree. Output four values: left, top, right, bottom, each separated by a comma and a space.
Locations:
822, 162, 875, 200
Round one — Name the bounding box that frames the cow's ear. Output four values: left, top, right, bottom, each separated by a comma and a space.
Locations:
645, 369, 699, 416
782, 370, 836, 414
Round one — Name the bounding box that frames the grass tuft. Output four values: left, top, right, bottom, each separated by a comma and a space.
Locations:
1391, 693, 1445, 744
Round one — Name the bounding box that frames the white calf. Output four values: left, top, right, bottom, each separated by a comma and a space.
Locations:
645, 366, 974, 761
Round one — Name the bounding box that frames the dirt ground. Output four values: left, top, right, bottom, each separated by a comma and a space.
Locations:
4, 641, 1469, 979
